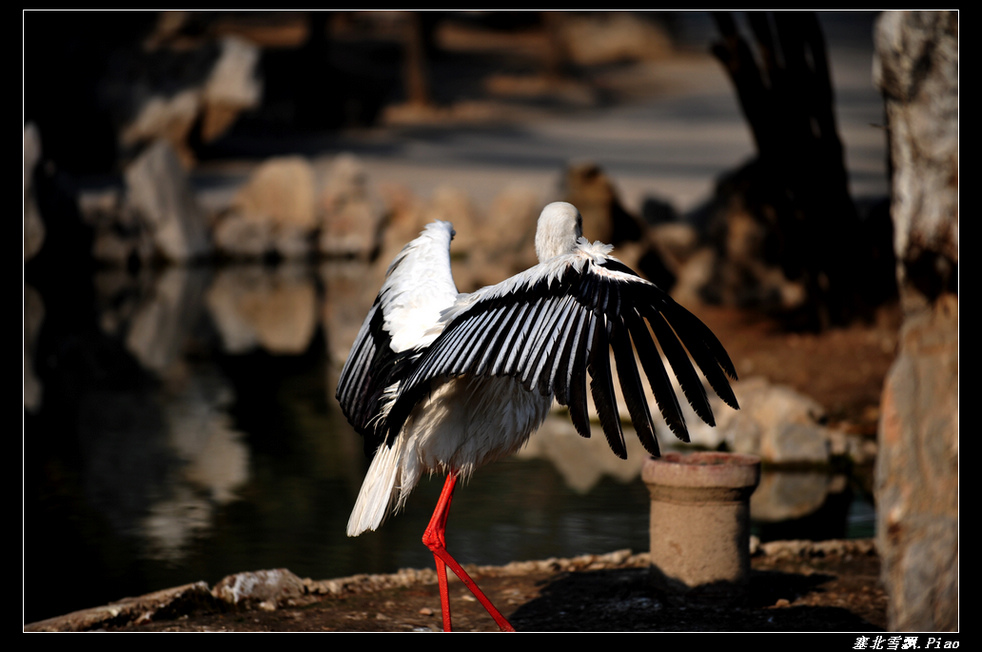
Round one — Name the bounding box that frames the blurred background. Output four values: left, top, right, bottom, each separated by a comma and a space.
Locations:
24, 11, 900, 624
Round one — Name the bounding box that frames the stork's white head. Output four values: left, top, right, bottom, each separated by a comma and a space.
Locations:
535, 202, 583, 262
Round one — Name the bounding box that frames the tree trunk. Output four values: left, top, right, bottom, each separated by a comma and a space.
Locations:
710, 12, 875, 329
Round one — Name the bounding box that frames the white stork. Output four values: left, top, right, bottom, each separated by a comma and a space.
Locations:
336, 201, 738, 632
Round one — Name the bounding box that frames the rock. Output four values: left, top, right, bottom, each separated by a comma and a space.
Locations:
756, 538, 877, 560
668, 246, 716, 308
318, 153, 386, 259
873, 10, 958, 632
199, 35, 264, 143
273, 223, 317, 260
562, 160, 644, 246
641, 374, 839, 465
121, 89, 202, 166
124, 140, 211, 263
220, 156, 317, 259
25, 542, 883, 631
234, 156, 317, 230
213, 210, 275, 259
212, 569, 306, 609
762, 422, 831, 464
751, 470, 841, 524
743, 382, 831, 464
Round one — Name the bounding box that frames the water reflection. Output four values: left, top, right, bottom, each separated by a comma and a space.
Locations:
23, 261, 871, 624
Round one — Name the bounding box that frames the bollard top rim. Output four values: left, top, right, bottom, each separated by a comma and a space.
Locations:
641, 451, 762, 489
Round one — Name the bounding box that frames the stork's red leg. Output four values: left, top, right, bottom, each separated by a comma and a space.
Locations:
422, 473, 515, 632
425, 474, 455, 631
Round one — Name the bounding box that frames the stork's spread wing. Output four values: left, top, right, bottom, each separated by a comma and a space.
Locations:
336, 221, 458, 453
386, 250, 738, 459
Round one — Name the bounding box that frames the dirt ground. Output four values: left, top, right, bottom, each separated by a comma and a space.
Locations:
110, 543, 886, 633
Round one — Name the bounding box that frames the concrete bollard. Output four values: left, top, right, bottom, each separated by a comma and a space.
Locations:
641, 451, 761, 601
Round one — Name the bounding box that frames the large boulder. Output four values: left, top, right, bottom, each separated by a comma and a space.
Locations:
216, 156, 317, 260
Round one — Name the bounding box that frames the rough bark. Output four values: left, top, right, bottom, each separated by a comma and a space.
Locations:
872, 10, 958, 632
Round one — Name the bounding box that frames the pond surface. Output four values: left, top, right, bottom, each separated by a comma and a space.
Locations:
24, 263, 874, 625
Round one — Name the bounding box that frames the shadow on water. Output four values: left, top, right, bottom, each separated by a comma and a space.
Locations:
23, 262, 874, 625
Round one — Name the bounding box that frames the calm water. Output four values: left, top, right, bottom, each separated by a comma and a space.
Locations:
23, 263, 875, 625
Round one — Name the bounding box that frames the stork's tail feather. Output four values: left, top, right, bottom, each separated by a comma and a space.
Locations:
346, 438, 406, 537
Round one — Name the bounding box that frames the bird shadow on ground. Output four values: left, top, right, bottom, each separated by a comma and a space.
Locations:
507, 566, 880, 632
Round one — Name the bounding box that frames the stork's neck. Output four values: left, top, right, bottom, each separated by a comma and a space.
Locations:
534, 202, 583, 262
